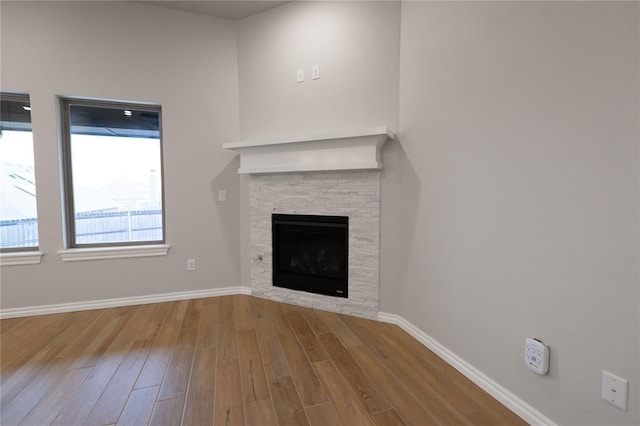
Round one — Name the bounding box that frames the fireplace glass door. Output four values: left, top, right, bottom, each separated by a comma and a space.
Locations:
272, 214, 348, 298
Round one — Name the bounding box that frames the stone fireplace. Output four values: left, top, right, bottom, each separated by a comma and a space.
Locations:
224, 128, 393, 319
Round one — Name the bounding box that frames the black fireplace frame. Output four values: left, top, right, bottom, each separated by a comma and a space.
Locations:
272, 213, 348, 298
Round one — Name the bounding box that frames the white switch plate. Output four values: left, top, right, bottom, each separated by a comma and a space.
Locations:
602, 370, 628, 411
296, 68, 304, 83
187, 259, 196, 271
312, 65, 320, 80
218, 190, 227, 202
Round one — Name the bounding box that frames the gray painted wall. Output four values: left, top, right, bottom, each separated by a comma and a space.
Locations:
0, 1, 241, 307
399, 2, 639, 424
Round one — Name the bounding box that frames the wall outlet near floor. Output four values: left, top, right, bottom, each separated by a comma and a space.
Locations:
187, 259, 196, 271
601, 370, 628, 411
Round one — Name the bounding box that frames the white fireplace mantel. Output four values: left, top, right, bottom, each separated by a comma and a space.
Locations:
222, 127, 395, 174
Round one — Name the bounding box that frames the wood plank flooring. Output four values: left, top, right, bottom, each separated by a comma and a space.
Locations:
0, 295, 527, 426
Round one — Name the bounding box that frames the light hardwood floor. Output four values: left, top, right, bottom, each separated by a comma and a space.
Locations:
1, 295, 527, 425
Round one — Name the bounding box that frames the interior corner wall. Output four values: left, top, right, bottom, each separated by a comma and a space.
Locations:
234, 0, 402, 314
0, 1, 240, 308
398, 2, 639, 424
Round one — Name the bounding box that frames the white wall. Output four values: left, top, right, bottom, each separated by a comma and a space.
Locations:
0, 1, 240, 308
399, 2, 639, 424
234, 1, 402, 312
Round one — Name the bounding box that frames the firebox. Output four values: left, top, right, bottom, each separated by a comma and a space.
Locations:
272, 214, 348, 298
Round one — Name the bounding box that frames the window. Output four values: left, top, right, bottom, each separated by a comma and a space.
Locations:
0, 93, 38, 251
60, 98, 165, 248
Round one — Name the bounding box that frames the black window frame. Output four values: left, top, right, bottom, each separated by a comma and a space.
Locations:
59, 97, 166, 249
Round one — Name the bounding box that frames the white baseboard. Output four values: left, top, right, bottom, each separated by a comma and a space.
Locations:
378, 312, 556, 426
0, 286, 252, 319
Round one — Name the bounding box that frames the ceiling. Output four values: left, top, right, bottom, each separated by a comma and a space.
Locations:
138, 1, 290, 21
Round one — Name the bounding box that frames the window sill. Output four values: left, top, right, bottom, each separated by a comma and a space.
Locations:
0, 251, 44, 266
58, 244, 170, 262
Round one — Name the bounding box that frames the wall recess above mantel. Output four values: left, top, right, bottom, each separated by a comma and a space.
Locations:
222, 127, 395, 174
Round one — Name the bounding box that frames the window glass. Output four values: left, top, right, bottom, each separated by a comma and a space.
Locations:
61, 99, 164, 247
0, 93, 38, 250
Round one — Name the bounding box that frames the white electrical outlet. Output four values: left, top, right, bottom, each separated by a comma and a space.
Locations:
218, 190, 227, 202
296, 68, 304, 83
312, 65, 320, 80
525, 337, 549, 375
602, 370, 628, 411
187, 259, 196, 271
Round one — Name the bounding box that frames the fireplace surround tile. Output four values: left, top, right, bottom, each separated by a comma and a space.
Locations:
250, 170, 380, 318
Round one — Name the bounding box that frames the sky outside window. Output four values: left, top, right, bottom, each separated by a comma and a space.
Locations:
0, 130, 37, 221
70, 134, 162, 213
